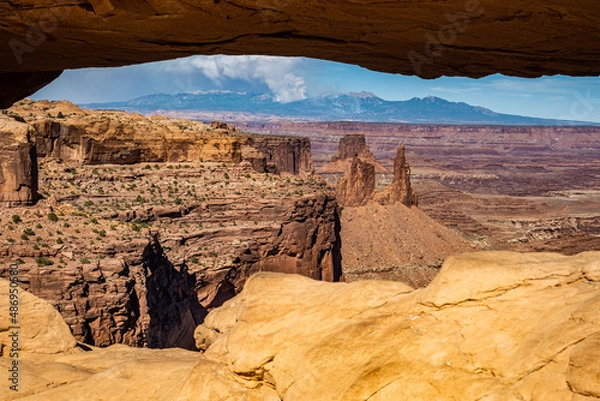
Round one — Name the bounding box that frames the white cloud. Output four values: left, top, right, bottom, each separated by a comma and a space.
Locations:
430, 86, 482, 94
164, 55, 308, 103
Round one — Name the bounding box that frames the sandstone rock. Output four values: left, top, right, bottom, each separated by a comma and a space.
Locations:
1, 345, 203, 401
326, 136, 416, 208
237, 120, 600, 256
320, 134, 387, 176
321, 134, 385, 207
0, 277, 77, 355
1, 251, 600, 400
241, 145, 268, 173
374, 146, 418, 207
331, 134, 372, 162
566, 331, 600, 398
231, 194, 342, 284
195, 251, 600, 400
335, 156, 375, 207
0, 72, 62, 109
2, 1, 600, 106
8, 101, 315, 178
0, 237, 207, 350
210, 121, 231, 131
248, 136, 313, 176
0, 160, 341, 349
8, 100, 248, 165
0, 114, 37, 206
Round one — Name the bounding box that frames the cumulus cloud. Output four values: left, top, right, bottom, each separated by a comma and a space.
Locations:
164, 55, 308, 103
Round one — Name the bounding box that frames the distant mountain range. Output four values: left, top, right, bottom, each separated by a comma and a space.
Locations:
84, 91, 596, 126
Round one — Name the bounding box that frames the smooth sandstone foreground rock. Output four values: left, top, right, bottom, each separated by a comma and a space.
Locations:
1, 251, 599, 400
197, 251, 600, 400
0, 275, 77, 355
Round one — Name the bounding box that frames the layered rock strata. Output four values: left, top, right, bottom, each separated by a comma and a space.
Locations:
319, 134, 387, 177
0, 113, 37, 206
335, 157, 375, 207
340, 202, 473, 287
250, 121, 600, 256
9, 100, 247, 165
331, 134, 375, 163
7, 100, 314, 176
330, 135, 462, 287
2, 251, 599, 400
0, 236, 205, 349
373, 146, 418, 207
0, 161, 340, 349
248, 136, 313, 176
325, 134, 416, 208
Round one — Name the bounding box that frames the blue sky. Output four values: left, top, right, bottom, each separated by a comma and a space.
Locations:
33, 55, 600, 123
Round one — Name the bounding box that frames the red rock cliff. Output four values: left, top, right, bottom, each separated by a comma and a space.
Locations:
0, 170, 341, 349
335, 157, 376, 207
375, 146, 418, 207
248, 136, 313, 175
0, 113, 37, 206
8, 100, 248, 165
331, 134, 370, 162
328, 134, 416, 208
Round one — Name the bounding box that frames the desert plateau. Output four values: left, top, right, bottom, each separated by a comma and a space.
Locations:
1, 1, 600, 400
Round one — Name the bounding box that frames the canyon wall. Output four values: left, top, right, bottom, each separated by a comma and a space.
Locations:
0, 100, 339, 349
7, 101, 314, 176
0, 236, 205, 349
240, 121, 600, 256
0, 193, 341, 348
248, 136, 313, 175
324, 134, 417, 208
0, 114, 37, 206
239, 122, 600, 166
335, 157, 375, 207
0, 161, 341, 349
327, 134, 466, 287
374, 146, 418, 207
9, 100, 248, 164
330, 134, 373, 163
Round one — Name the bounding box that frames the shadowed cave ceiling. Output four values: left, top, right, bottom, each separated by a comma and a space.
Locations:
0, 0, 599, 107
